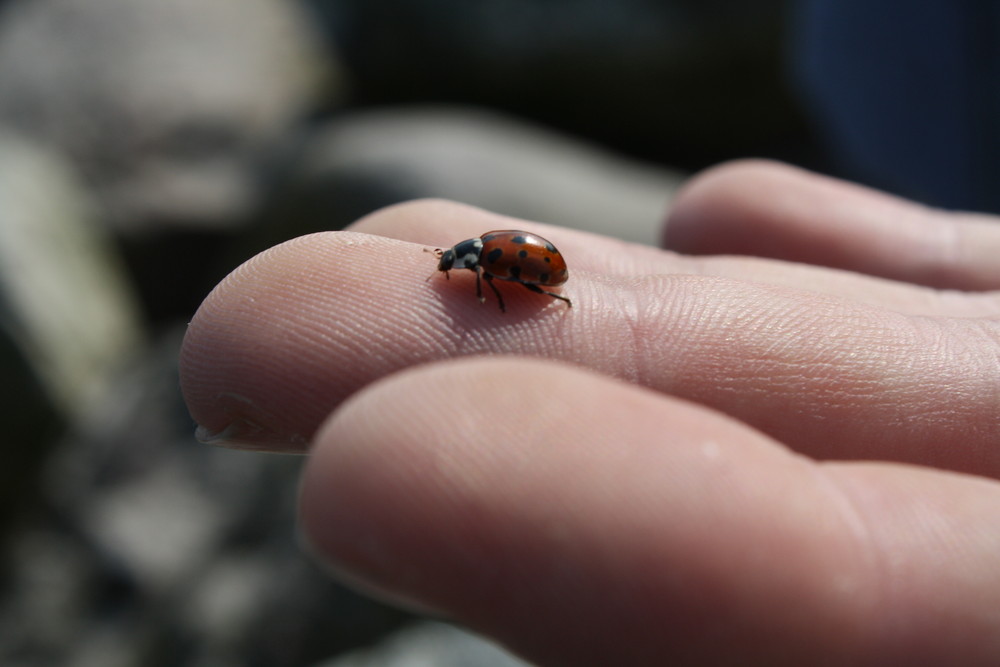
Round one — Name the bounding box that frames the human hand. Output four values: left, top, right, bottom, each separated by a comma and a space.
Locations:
179, 160, 1000, 664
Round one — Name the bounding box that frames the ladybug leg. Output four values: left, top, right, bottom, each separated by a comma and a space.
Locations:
482, 272, 506, 312
521, 283, 573, 308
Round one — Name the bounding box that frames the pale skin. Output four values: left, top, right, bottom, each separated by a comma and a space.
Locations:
179, 160, 1000, 665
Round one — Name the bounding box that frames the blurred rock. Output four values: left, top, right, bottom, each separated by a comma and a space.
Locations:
320, 621, 533, 667
0, 131, 142, 422
0, 125, 142, 563
0, 0, 334, 233
270, 107, 684, 245
0, 330, 408, 666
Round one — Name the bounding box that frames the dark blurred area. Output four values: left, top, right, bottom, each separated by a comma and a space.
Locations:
320, 0, 810, 167
0, 0, 991, 664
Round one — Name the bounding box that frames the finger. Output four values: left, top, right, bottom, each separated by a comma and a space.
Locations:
179, 210, 1000, 477
300, 358, 1000, 666
353, 198, 1000, 318
181, 209, 1000, 475
664, 160, 1000, 291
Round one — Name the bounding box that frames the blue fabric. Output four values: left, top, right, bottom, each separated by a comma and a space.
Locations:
792, 1, 1000, 212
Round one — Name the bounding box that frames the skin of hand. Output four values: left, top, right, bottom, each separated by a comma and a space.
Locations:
179, 160, 1000, 665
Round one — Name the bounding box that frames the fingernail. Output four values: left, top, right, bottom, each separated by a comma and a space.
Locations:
194, 420, 309, 453
192, 394, 309, 454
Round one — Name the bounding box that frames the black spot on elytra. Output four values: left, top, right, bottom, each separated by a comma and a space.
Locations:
539, 272, 550, 283
518, 249, 528, 259
545, 243, 557, 253
543, 256, 551, 263
512, 235, 527, 244
509, 265, 522, 279
487, 247, 504, 263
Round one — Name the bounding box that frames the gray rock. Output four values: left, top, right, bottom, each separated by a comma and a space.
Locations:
0, 0, 334, 233
318, 621, 533, 667
275, 107, 684, 245
0, 117, 143, 548
1, 330, 408, 666
0, 132, 142, 422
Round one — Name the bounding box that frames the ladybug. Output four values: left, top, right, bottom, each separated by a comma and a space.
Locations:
429, 230, 572, 312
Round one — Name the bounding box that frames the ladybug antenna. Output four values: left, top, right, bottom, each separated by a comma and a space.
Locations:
424, 247, 445, 281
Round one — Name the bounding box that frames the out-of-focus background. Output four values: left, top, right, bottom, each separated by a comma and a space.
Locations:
1, 0, 992, 664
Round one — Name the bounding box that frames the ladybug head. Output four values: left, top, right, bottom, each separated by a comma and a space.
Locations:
426, 237, 483, 282
424, 246, 455, 281
435, 247, 455, 272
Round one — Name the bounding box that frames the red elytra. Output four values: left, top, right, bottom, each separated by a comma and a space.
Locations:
429, 230, 572, 312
